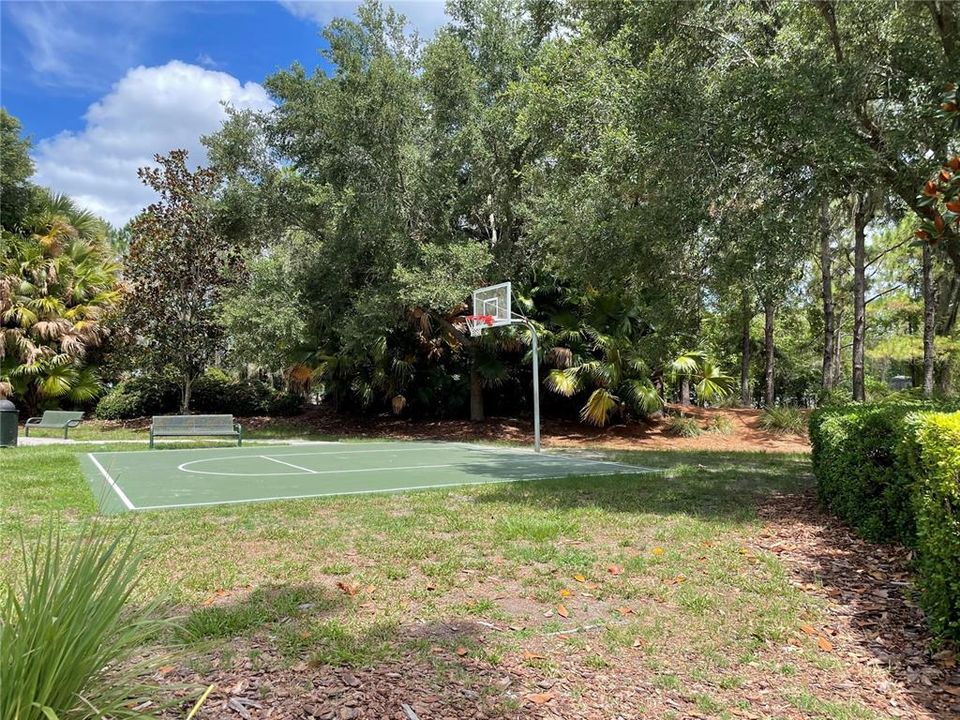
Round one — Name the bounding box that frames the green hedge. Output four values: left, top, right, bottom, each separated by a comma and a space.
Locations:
808, 403, 923, 542
809, 402, 960, 641
899, 412, 960, 641
95, 369, 302, 420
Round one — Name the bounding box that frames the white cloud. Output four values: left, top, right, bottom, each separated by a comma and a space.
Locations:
280, 0, 449, 39
32, 61, 275, 226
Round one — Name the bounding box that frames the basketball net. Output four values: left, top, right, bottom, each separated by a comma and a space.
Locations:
464, 314, 495, 337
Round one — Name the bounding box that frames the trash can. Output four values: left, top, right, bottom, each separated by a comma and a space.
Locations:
0, 399, 18, 447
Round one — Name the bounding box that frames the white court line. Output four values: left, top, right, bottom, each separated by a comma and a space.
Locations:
259, 455, 318, 473
87, 454, 136, 510
177, 461, 455, 477
129, 471, 633, 511
90, 441, 460, 457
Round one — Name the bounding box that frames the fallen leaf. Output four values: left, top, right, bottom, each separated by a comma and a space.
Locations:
456, 646, 468, 656
944, 685, 960, 697
607, 564, 623, 575
799, 624, 817, 636
557, 604, 569, 618
632, 638, 646, 648
584, 582, 600, 590
652, 547, 664, 557
526, 692, 555, 705
201, 588, 228, 606
559, 588, 572, 597
817, 635, 834, 652
336, 581, 359, 596
522, 650, 546, 661
573, 574, 586, 583
616, 606, 634, 615
157, 665, 175, 675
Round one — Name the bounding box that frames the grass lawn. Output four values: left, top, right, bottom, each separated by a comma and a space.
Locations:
1, 442, 919, 719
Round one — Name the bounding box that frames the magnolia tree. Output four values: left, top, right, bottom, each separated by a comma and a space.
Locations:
123, 150, 237, 413
916, 83, 960, 396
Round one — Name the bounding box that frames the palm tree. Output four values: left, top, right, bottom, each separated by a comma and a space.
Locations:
669, 351, 735, 406
0, 191, 121, 413
536, 286, 663, 426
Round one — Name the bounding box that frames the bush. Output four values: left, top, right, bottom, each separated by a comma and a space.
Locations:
810, 402, 960, 641
899, 412, 960, 641
94, 372, 180, 420
759, 406, 806, 435
95, 369, 302, 419
706, 414, 734, 434
663, 415, 702, 437
809, 403, 923, 542
0, 525, 169, 720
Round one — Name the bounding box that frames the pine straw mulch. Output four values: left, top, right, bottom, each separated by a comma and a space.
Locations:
99, 405, 809, 454
156, 491, 957, 720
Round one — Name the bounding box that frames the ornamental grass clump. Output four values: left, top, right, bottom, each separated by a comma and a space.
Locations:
758, 406, 806, 435
0, 525, 169, 720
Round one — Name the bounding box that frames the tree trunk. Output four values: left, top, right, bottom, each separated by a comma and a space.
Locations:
832, 316, 843, 388
180, 375, 192, 415
740, 288, 752, 406
937, 358, 953, 395
763, 297, 776, 407
819, 198, 836, 392
680, 376, 691, 406
922, 241, 937, 398
852, 195, 869, 402
469, 361, 484, 421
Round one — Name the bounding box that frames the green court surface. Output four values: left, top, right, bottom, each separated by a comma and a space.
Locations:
80, 441, 651, 514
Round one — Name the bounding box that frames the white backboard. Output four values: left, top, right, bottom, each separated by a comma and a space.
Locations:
472, 281, 512, 327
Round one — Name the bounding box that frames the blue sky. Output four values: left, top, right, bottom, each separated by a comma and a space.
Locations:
0, 1, 448, 224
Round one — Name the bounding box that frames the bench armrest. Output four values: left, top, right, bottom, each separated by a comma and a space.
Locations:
234, 423, 242, 433
66, 419, 83, 428
25, 417, 42, 425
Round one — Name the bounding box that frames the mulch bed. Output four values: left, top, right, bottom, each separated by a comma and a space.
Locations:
97, 405, 810, 454
748, 492, 959, 719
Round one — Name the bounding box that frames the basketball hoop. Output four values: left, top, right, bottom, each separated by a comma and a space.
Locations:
464, 314, 495, 337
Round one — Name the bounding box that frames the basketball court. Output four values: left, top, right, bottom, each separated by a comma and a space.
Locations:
81, 441, 651, 514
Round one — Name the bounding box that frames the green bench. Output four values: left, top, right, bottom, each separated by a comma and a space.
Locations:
149, 414, 242, 448
24, 411, 85, 439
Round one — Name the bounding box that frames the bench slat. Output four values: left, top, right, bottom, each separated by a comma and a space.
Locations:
149, 415, 241, 448
31, 411, 84, 426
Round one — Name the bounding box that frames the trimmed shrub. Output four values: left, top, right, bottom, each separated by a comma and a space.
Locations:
759, 406, 806, 435
94, 373, 180, 420
810, 402, 960, 641
95, 369, 302, 420
899, 412, 960, 641
809, 403, 923, 542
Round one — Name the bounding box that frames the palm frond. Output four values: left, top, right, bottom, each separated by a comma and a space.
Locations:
545, 367, 580, 397
580, 388, 619, 426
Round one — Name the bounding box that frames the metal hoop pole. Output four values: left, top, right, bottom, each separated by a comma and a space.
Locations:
521, 319, 541, 453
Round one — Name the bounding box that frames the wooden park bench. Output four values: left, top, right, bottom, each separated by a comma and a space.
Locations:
149, 414, 243, 448
24, 410, 85, 439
